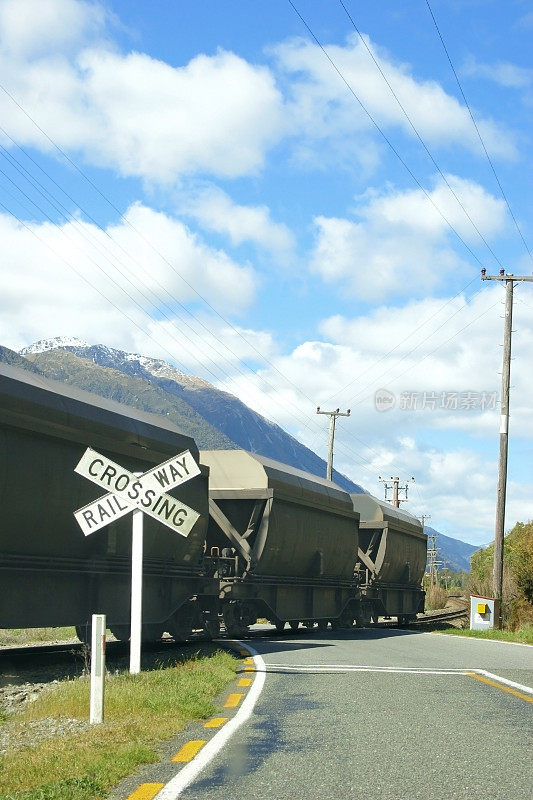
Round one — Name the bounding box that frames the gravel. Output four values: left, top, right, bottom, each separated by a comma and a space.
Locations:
0, 637, 219, 755
0, 673, 91, 755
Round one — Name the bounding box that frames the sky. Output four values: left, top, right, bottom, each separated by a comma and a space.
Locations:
0, 0, 532, 546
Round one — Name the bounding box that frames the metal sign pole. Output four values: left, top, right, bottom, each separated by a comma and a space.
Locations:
129, 508, 144, 675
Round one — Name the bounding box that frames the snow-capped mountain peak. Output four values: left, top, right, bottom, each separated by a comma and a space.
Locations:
20, 336, 90, 355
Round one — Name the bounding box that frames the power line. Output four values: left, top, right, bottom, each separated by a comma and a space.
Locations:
322, 276, 479, 405
424, 0, 533, 266
338, 0, 506, 272
0, 27, 509, 487
0, 100, 404, 479
0, 147, 387, 479
286, 0, 490, 270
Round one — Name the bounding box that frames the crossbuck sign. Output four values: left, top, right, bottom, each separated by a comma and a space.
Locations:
74, 447, 201, 537
73, 447, 202, 675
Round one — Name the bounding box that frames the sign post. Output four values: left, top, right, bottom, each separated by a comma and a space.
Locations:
74, 448, 201, 675
130, 503, 143, 675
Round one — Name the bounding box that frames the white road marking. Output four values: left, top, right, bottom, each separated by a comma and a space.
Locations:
155, 642, 266, 800
265, 664, 466, 675
475, 669, 533, 695
264, 663, 533, 695
423, 631, 533, 648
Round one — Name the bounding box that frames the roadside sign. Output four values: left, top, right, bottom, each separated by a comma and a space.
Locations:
74, 447, 201, 537
73, 446, 202, 675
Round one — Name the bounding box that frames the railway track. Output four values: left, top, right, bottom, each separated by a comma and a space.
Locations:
0, 603, 470, 671
412, 606, 469, 626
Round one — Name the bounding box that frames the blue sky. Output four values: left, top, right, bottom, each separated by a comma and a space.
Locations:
1, 0, 532, 545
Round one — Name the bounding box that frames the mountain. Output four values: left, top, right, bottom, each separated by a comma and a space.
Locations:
19, 337, 363, 493
0, 345, 42, 373
17, 347, 235, 451
3, 337, 477, 570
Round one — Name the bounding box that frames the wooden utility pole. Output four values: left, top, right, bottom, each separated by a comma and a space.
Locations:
379, 476, 414, 508
316, 407, 350, 481
481, 269, 533, 627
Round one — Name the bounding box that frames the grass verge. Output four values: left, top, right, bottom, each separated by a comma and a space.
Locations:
440, 625, 533, 645
0, 628, 77, 647
0, 647, 237, 800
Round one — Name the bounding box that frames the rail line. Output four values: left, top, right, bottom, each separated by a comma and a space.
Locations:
0, 607, 468, 666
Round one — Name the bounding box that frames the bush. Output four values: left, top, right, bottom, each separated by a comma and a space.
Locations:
469, 521, 533, 630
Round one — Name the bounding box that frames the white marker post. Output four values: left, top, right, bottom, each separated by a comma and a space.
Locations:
90, 613, 106, 724
130, 506, 144, 675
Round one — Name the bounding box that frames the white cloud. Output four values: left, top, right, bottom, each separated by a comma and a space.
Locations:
0, 0, 108, 58
216, 288, 533, 544
272, 33, 516, 160
0, 4, 519, 186
0, 0, 285, 181
140, 317, 277, 377
463, 57, 533, 89
77, 48, 284, 180
310, 175, 507, 301
0, 205, 257, 361
178, 184, 295, 259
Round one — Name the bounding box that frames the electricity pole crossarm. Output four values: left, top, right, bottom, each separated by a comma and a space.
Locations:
316, 407, 350, 481
481, 269, 533, 626
378, 476, 414, 508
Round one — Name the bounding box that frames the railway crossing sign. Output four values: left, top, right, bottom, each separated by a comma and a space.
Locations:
73, 447, 201, 537
73, 447, 202, 675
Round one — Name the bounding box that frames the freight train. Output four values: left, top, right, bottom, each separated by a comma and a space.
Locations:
0, 363, 426, 642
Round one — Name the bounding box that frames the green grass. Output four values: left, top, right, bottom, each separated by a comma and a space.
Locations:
0, 648, 237, 800
0, 628, 77, 646
440, 625, 533, 645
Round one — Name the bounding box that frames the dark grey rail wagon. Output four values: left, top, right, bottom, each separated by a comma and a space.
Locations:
200, 450, 360, 635
352, 493, 426, 624
0, 363, 209, 642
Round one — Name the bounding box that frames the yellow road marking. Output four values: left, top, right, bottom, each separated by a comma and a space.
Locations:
126, 784, 165, 800
465, 672, 533, 704
224, 692, 243, 708
204, 717, 228, 728
171, 740, 207, 762
243, 665, 255, 672
244, 657, 254, 664
238, 677, 252, 687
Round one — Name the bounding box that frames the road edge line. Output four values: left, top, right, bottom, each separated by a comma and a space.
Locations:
472, 669, 533, 695
155, 641, 266, 799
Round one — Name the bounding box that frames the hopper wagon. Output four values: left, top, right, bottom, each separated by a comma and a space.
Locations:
352, 493, 426, 625
200, 449, 361, 636
0, 364, 427, 644
0, 363, 210, 642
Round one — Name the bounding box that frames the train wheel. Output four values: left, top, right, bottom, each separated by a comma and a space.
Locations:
355, 608, 372, 627
142, 624, 164, 642
223, 603, 248, 638
317, 620, 327, 632
204, 617, 221, 639
168, 621, 192, 642
75, 624, 91, 645
339, 610, 354, 629
289, 620, 299, 631
304, 620, 315, 631
275, 620, 286, 632
109, 624, 130, 642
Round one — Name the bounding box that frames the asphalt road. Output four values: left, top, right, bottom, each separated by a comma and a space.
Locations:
178, 628, 532, 800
